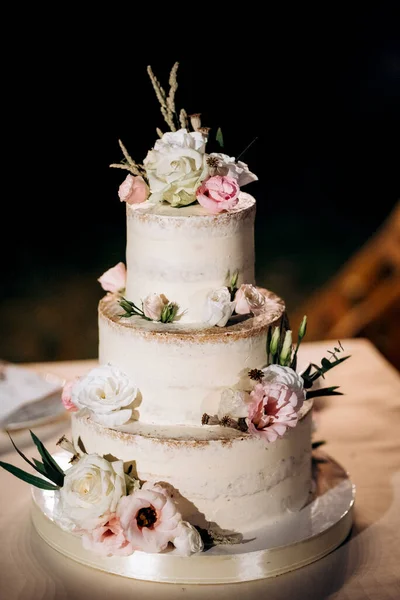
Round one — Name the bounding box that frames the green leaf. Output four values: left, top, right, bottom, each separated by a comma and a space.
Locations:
319, 355, 350, 377
266, 326, 272, 365
7, 432, 37, 469
216, 127, 224, 148
230, 270, 239, 291
6, 432, 54, 480
30, 430, 64, 486
32, 458, 48, 477
321, 357, 332, 370
312, 440, 326, 449
161, 302, 179, 323
0, 461, 60, 491
306, 386, 343, 399
301, 363, 313, 379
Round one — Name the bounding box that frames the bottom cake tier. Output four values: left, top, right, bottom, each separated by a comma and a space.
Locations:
71, 401, 313, 534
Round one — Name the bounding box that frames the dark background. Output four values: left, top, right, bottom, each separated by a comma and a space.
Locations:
1, 8, 399, 363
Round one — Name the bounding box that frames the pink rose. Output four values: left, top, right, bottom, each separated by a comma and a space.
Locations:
61, 378, 79, 412
117, 482, 182, 553
196, 176, 240, 214
248, 381, 300, 442
81, 515, 133, 557
97, 262, 126, 293
118, 174, 149, 205
234, 284, 266, 316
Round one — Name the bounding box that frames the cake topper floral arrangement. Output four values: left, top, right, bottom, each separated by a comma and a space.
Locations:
110, 62, 257, 212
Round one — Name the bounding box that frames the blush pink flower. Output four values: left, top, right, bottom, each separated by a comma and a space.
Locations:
97, 262, 126, 293
196, 175, 240, 214
61, 378, 79, 412
81, 515, 133, 557
117, 482, 182, 553
248, 382, 300, 442
118, 174, 149, 205
234, 284, 266, 316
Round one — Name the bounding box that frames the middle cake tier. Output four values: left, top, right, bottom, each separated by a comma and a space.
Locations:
99, 290, 285, 427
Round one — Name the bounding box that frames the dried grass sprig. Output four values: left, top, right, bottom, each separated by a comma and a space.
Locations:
109, 139, 146, 177
147, 64, 176, 131
167, 62, 179, 116
147, 61, 189, 132
146, 65, 167, 108
179, 108, 188, 129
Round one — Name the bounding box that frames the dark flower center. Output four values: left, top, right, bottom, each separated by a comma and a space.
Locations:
136, 506, 157, 528
206, 156, 220, 168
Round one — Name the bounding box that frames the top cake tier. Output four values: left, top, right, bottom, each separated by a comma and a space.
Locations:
125, 192, 256, 323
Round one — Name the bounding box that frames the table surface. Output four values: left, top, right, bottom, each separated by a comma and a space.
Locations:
1, 338, 399, 600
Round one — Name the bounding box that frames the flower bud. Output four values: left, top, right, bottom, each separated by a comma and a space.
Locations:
160, 302, 179, 323
299, 315, 307, 340
270, 326, 280, 356
279, 330, 293, 366
143, 293, 169, 321
189, 113, 201, 131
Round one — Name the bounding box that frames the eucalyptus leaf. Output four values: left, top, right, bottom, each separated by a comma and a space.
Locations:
0, 461, 60, 491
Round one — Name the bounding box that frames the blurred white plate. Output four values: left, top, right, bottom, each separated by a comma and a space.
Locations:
0, 363, 66, 431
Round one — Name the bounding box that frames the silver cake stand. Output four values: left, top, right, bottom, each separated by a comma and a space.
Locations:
31, 451, 355, 584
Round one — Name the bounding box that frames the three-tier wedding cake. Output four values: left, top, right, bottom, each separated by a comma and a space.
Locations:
2, 63, 352, 574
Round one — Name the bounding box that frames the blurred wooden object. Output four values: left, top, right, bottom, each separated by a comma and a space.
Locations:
292, 202, 400, 369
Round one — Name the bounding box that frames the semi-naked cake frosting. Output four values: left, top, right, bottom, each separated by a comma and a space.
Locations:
2, 61, 350, 568
125, 193, 256, 323
71, 189, 313, 535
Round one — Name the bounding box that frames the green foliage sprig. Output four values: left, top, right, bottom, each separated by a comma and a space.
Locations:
0, 431, 64, 491
119, 297, 152, 321
265, 315, 350, 399
301, 341, 350, 399
119, 297, 180, 324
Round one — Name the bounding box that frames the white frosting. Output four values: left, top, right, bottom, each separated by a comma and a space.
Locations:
125, 193, 256, 323
72, 402, 313, 533
98, 293, 284, 427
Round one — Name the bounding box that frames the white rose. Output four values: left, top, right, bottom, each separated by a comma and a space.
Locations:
173, 521, 204, 556
208, 152, 258, 186
71, 365, 137, 427
234, 284, 266, 316
154, 129, 206, 154
142, 293, 169, 321
55, 454, 126, 531
203, 287, 235, 327
261, 364, 305, 408
144, 129, 208, 207
218, 389, 249, 420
